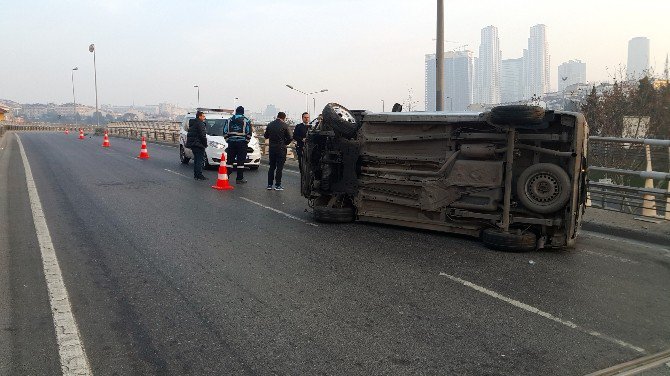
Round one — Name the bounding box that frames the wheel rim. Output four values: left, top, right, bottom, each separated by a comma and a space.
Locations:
331, 104, 356, 123
180, 147, 185, 161
525, 172, 561, 207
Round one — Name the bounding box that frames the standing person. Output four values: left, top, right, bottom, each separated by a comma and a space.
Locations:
224, 106, 252, 184
264, 112, 292, 190
186, 111, 208, 180
293, 112, 309, 173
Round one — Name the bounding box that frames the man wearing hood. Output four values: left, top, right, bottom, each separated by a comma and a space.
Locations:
186, 111, 208, 180
224, 106, 253, 184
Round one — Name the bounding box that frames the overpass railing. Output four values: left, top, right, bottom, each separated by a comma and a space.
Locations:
588, 136, 670, 220
5, 121, 668, 219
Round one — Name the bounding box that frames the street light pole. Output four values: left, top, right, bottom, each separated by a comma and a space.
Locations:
89, 44, 99, 126
381, 99, 385, 112
194, 85, 200, 107
286, 85, 328, 118
436, 0, 445, 111
71, 67, 78, 124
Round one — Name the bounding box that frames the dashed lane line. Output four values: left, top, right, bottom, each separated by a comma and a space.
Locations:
16, 135, 93, 376
164, 168, 191, 179
580, 231, 670, 257
240, 197, 318, 227
439, 272, 646, 354
257, 164, 300, 175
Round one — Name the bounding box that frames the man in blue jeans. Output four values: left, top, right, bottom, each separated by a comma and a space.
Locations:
186, 111, 208, 180
263, 112, 292, 190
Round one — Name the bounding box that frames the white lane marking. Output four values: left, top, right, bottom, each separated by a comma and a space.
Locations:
16, 135, 93, 375
164, 168, 191, 179
580, 250, 639, 264
240, 197, 318, 227
580, 231, 670, 257
439, 272, 646, 354
258, 164, 300, 175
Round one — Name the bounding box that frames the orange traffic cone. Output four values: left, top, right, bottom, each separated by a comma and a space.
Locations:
102, 130, 110, 147
212, 153, 234, 191
137, 136, 150, 159
79, 129, 84, 139
65, 128, 70, 135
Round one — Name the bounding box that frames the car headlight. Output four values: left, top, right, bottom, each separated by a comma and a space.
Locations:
208, 141, 225, 149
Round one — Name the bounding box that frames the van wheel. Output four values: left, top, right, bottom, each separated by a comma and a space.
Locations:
490, 105, 545, 125
180, 146, 190, 164
313, 205, 355, 223
481, 228, 536, 252
322, 103, 358, 139
517, 163, 571, 214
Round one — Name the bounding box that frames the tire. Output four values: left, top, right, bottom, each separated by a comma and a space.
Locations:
180, 146, 190, 164
313, 205, 355, 223
517, 163, 571, 214
481, 228, 536, 252
321, 103, 358, 139
490, 105, 545, 125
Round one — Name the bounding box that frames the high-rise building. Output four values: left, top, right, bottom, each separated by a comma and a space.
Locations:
425, 51, 475, 111
524, 24, 550, 99
501, 58, 524, 103
557, 59, 587, 92
627, 37, 650, 80
475, 26, 501, 105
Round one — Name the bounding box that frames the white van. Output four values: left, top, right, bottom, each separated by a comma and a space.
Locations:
179, 108, 262, 170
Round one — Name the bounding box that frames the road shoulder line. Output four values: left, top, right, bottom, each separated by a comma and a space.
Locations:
16, 135, 92, 376
439, 272, 646, 355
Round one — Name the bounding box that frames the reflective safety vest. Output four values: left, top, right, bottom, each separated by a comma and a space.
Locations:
225, 115, 250, 142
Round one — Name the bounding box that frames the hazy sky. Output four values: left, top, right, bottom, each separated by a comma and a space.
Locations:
2, 0, 669, 118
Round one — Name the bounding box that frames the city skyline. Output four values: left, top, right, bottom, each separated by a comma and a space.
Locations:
1, 0, 669, 114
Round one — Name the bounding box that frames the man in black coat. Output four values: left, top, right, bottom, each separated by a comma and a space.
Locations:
186, 111, 208, 180
292, 112, 309, 173
264, 112, 292, 190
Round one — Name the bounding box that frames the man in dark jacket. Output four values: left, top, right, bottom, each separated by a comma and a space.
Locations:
264, 112, 292, 190
186, 111, 208, 180
293, 112, 309, 173
224, 106, 252, 184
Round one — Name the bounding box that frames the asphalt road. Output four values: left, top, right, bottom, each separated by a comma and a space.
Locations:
1, 132, 669, 376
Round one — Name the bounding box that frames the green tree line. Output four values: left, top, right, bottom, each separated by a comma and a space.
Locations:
580, 77, 670, 138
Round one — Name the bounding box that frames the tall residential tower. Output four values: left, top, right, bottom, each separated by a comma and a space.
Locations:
627, 37, 650, 80
524, 24, 550, 98
475, 26, 501, 105
425, 51, 475, 111
557, 60, 587, 92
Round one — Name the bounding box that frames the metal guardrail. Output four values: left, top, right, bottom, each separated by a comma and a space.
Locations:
4, 121, 668, 220
588, 137, 670, 220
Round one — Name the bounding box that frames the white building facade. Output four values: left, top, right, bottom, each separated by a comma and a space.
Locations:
557, 59, 587, 92
524, 24, 551, 99
501, 58, 524, 103
627, 37, 650, 80
475, 26, 501, 106
425, 51, 475, 111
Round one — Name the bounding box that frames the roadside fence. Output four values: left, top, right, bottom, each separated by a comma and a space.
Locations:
6, 121, 668, 220
588, 136, 670, 220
